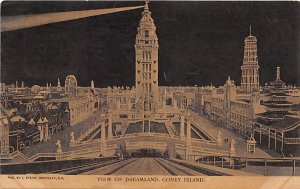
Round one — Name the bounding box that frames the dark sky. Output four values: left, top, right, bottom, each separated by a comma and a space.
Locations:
1, 1, 299, 87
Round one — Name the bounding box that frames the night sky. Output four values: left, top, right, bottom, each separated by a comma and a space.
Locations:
1, 1, 299, 88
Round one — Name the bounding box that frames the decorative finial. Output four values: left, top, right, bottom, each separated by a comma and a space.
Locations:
228, 75, 231, 81
57, 78, 61, 86
250, 25, 252, 36
91, 80, 95, 88
276, 66, 280, 80
145, 1, 149, 11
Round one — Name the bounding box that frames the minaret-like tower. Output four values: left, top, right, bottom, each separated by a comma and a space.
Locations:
224, 76, 237, 126
224, 76, 237, 110
57, 78, 61, 88
241, 26, 260, 94
91, 80, 95, 89
57, 78, 62, 92
135, 2, 159, 112
276, 66, 281, 80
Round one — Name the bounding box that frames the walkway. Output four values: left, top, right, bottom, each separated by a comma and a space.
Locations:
22, 111, 101, 157
82, 158, 207, 175
188, 110, 277, 158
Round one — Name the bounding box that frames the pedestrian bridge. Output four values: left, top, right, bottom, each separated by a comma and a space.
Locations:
66, 110, 229, 160
69, 132, 228, 160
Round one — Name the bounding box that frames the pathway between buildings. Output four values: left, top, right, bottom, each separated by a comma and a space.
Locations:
188, 110, 278, 158
22, 111, 101, 157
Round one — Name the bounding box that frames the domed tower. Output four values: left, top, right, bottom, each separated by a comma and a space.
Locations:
241, 26, 260, 94
65, 75, 78, 98
135, 2, 159, 112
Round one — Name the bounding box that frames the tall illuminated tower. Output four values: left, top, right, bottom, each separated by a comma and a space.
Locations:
241, 26, 260, 94
135, 2, 159, 112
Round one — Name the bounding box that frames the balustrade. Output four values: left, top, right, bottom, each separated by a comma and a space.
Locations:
284, 138, 300, 144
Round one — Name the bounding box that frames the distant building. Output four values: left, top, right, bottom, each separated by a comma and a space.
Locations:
195, 76, 265, 137
241, 26, 260, 94
57, 78, 62, 93
65, 75, 78, 98
54, 75, 100, 126
253, 67, 300, 156
0, 115, 9, 154
162, 86, 198, 110
66, 95, 95, 126
107, 86, 135, 113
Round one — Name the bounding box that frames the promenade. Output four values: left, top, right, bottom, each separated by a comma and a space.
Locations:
188, 110, 278, 158
22, 111, 101, 157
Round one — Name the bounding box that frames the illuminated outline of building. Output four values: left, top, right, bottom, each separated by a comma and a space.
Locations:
135, 3, 159, 112
241, 26, 260, 94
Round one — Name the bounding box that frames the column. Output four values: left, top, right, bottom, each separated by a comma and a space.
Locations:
38, 125, 43, 141
148, 113, 151, 134
108, 111, 113, 140
274, 130, 277, 151
162, 98, 166, 109
186, 114, 191, 140
259, 126, 262, 144
281, 132, 284, 153
185, 113, 192, 161
173, 98, 177, 109
268, 129, 271, 149
101, 113, 107, 156
180, 115, 185, 138
127, 97, 131, 111
117, 99, 120, 110
45, 124, 49, 141
101, 114, 106, 144
44, 118, 49, 140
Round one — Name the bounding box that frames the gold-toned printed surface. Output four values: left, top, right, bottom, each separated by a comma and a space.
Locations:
1, 1, 299, 189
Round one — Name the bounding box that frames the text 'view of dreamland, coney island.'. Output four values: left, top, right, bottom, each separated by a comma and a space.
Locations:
1, 1, 299, 176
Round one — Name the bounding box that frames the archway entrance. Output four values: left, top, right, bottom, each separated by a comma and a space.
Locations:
166, 98, 172, 105
130, 148, 168, 158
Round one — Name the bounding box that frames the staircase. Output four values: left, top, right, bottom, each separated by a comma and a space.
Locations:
76, 122, 101, 142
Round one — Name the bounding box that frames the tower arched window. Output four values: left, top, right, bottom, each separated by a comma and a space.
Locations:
145, 30, 149, 38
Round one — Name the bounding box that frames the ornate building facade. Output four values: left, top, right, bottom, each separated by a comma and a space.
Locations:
135, 3, 159, 112
195, 77, 265, 137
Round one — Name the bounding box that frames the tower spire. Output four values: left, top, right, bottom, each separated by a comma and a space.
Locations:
144, 1, 149, 11
276, 66, 280, 80
142, 1, 150, 16
135, 1, 158, 112
57, 78, 61, 87
241, 26, 259, 94
91, 80, 95, 89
